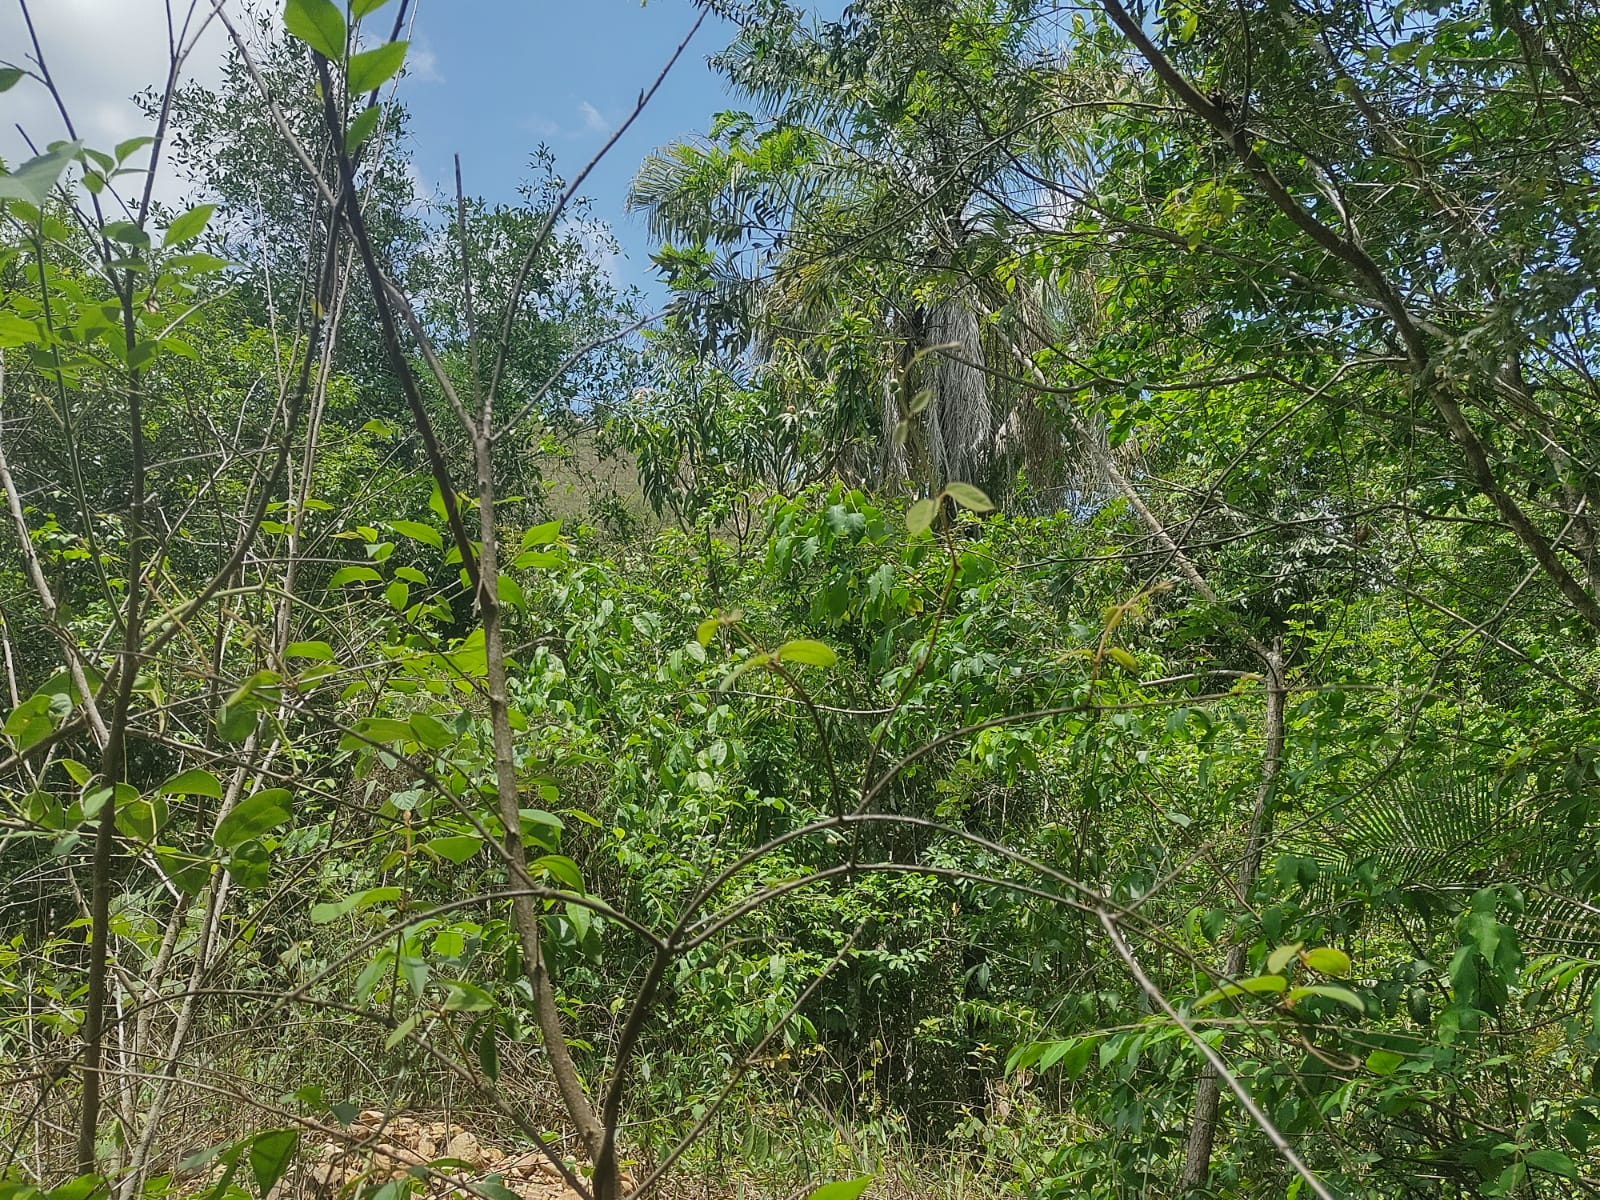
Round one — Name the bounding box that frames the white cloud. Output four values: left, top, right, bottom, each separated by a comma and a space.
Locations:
406, 36, 443, 84
577, 100, 608, 135
525, 100, 615, 143
0, 0, 230, 209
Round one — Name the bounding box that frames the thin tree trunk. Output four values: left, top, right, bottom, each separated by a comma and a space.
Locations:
1180, 642, 1286, 1193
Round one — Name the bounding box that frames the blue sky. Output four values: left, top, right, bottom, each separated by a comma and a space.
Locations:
402, 0, 742, 296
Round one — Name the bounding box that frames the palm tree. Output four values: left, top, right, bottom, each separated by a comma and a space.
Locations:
628, 0, 1077, 501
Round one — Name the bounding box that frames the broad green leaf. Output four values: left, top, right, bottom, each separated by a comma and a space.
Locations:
328, 565, 382, 588
157, 771, 224, 800
286, 641, 336, 661
1105, 646, 1138, 673
1365, 1050, 1405, 1075
226, 840, 273, 889
426, 835, 482, 864
497, 575, 525, 609
942, 481, 995, 514
0, 67, 25, 93
477, 1018, 499, 1082
248, 1130, 299, 1197
0, 141, 82, 206
352, 0, 395, 16
1194, 974, 1287, 1008
1266, 942, 1303, 974
1524, 1149, 1577, 1178
697, 609, 742, 645
347, 41, 408, 94
1303, 946, 1352, 977
385, 580, 409, 611
513, 549, 561, 570
156, 848, 214, 896
116, 791, 170, 843
344, 104, 381, 153
521, 520, 562, 549
389, 519, 442, 549
906, 497, 938, 536
408, 713, 454, 749
216, 702, 255, 743
114, 136, 154, 162
532, 854, 584, 891
283, 0, 346, 59
1286, 984, 1365, 1013
361, 717, 412, 743
442, 980, 495, 1012
214, 788, 292, 850
163, 203, 214, 247
309, 885, 402, 924
59, 759, 92, 786
804, 1177, 874, 1200
5, 694, 58, 752
777, 639, 838, 668
384, 1013, 419, 1051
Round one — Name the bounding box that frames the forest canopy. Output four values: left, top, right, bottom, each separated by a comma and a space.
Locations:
5, 2, 1600, 1199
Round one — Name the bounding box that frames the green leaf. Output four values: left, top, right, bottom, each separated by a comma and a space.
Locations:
344, 104, 381, 153
216, 702, 256, 743
1265, 942, 1303, 974
408, 713, 454, 749
114, 136, 154, 162
906, 497, 938, 536
385, 580, 409, 611
942, 481, 995, 514
804, 1178, 874, 1200
214, 788, 292, 850
5, 694, 58, 752
442, 980, 495, 1012
497, 575, 525, 609
163, 203, 214, 247
347, 41, 408, 93
286, 641, 336, 661
1194, 974, 1287, 1008
226, 840, 273, 889
157, 774, 224, 803
1365, 1050, 1405, 1075
532, 854, 584, 891
384, 1012, 419, 1051
116, 788, 170, 843
0, 141, 81, 206
1105, 646, 1138, 673
521, 520, 562, 549
59, 759, 92, 786
1525, 1149, 1578, 1178
352, 0, 395, 16
477, 1018, 500, 1082
328, 564, 382, 588
513, 549, 562, 570
1286, 984, 1365, 1013
1303, 946, 1352, 977
0, 67, 25, 93
776, 639, 838, 668
248, 1130, 299, 1198
426, 835, 482, 864
310, 885, 402, 924
283, 0, 346, 59
362, 717, 412, 743
389, 519, 442, 549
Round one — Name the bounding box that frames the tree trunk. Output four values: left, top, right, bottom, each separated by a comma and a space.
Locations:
1180, 642, 1287, 1193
